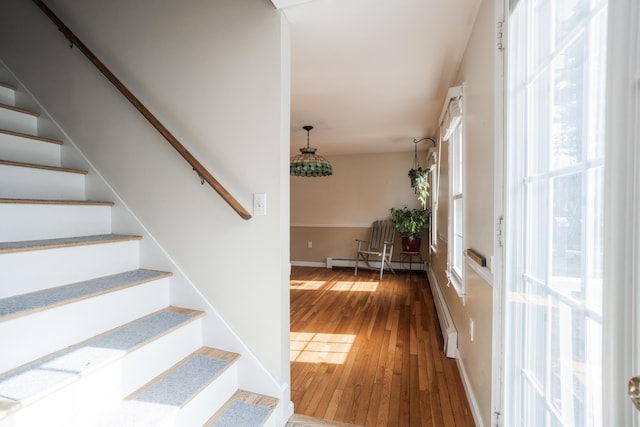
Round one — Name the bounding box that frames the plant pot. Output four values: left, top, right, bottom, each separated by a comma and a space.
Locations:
401, 236, 421, 252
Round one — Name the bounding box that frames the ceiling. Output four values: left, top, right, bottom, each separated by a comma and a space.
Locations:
271, 0, 482, 157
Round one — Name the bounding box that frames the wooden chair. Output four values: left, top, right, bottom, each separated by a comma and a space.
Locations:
355, 220, 396, 280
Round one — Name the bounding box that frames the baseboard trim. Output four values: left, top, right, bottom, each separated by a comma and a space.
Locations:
290, 261, 326, 268
455, 349, 485, 427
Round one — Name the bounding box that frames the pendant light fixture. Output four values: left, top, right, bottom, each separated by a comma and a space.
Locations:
290, 125, 333, 177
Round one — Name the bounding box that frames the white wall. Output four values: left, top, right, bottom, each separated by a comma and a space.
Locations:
0, 0, 290, 384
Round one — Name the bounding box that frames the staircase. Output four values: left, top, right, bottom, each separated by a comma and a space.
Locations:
0, 77, 279, 425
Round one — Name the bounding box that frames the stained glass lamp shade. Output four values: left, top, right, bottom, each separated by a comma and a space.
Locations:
290, 125, 333, 177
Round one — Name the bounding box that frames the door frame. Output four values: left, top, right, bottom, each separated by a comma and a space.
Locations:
603, 0, 640, 425
491, 0, 506, 425
493, 0, 640, 425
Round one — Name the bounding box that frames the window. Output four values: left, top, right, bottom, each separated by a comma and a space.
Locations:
440, 86, 464, 293
504, 0, 607, 425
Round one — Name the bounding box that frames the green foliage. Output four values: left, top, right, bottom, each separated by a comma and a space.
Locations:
408, 167, 429, 209
389, 207, 429, 237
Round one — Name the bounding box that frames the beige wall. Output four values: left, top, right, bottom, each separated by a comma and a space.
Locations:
291, 227, 369, 262
291, 151, 429, 262
431, 0, 496, 426
0, 0, 290, 383
291, 226, 426, 264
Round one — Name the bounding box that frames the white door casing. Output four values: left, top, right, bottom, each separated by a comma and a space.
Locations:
602, 0, 640, 425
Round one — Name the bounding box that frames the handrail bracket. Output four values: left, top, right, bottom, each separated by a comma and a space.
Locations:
57, 27, 74, 48
193, 168, 205, 185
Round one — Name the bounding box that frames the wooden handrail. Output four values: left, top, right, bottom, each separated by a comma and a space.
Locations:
31, 0, 252, 220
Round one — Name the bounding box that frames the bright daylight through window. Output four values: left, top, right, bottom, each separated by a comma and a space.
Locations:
505, 0, 607, 425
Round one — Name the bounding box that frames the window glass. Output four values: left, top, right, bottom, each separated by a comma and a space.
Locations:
505, 0, 607, 425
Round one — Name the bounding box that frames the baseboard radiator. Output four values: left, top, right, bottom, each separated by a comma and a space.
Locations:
427, 269, 458, 358
326, 257, 425, 271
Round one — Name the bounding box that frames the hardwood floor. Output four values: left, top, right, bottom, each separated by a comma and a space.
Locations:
290, 266, 475, 427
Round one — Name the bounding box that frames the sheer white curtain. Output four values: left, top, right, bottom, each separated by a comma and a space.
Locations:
440, 96, 463, 141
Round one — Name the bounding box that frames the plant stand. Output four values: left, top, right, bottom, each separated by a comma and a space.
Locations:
400, 251, 424, 275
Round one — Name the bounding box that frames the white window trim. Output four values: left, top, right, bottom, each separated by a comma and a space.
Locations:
429, 162, 438, 253
440, 84, 465, 298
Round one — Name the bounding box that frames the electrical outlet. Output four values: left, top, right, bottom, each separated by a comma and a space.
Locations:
308, 241, 313, 248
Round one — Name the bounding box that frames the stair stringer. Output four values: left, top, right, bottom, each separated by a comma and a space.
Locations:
0, 59, 293, 426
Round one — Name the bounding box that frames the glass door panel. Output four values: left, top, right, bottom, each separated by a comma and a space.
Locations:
505, 0, 607, 425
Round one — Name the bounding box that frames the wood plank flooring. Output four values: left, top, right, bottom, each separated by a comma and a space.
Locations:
290, 267, 475, 427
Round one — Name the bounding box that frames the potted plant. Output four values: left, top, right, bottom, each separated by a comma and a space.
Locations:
389, 207, 429, 252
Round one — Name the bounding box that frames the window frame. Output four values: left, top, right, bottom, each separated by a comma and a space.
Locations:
439, 85, 465, 296
449, 115, 464, 292
429, 161, 438, 253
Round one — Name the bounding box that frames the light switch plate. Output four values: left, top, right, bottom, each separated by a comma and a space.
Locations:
254, 192, 267, 216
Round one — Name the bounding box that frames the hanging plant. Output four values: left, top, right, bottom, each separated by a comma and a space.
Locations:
407, 138, 434, 210
408, 167, 429, 209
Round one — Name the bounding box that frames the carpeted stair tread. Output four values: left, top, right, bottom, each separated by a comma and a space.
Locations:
136, 355, 227, 406
89, 348, 239, 426
0, 308, 203, 408
205, 390, 278, 427
0, 269, 171, 321
0, 233, 142, 254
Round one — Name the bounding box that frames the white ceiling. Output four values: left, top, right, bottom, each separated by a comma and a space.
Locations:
272, 0, 482, 156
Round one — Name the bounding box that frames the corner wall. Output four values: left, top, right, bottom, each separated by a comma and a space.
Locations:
430, 0, 496, 425
0, 0, 290, 388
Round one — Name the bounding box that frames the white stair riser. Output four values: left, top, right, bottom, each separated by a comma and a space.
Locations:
0, 240, 140, 298
1, 316, 203, 427
74, 320, 204, 426
176, 365, 238, 427
0, 86, 15, 106
0, 133, 61, 166
0, 107, 37, 135
0, 203, 112, 241
0, 164, 85, 200
0, 387, 74, 427
0, 278, 170, 375
262, 412, 278, 427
